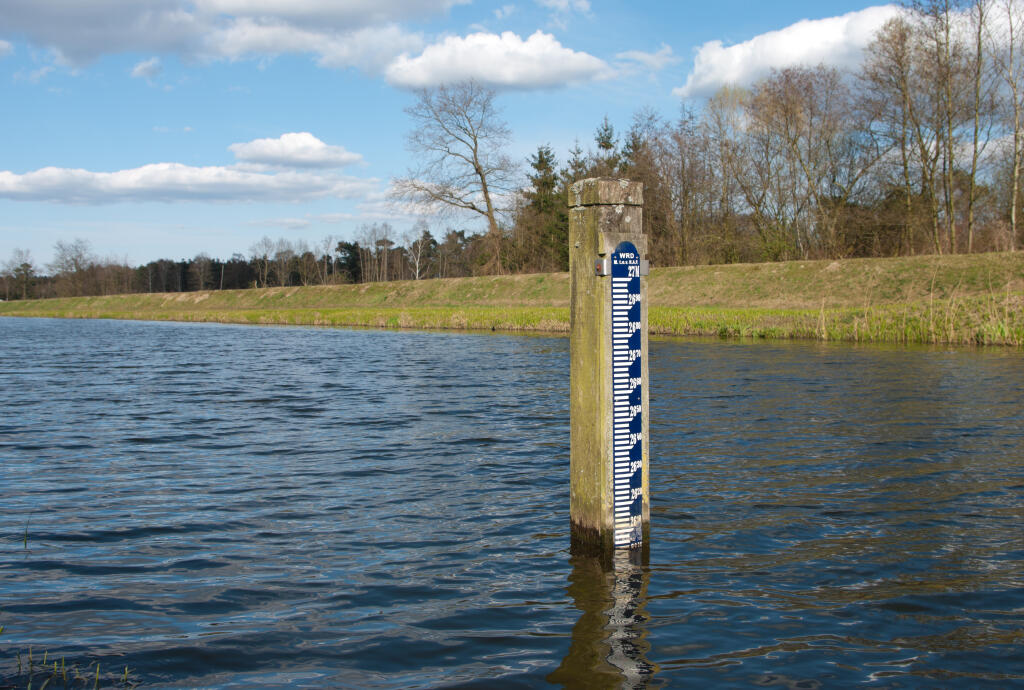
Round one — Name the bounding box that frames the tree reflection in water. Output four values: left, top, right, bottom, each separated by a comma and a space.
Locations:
548, 549, 662, 689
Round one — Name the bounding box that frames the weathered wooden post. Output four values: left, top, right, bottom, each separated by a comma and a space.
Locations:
569, 178, 649, 555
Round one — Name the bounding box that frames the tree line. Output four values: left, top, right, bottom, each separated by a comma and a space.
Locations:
501, 0, 1024, 269
3, 0, 1022, 301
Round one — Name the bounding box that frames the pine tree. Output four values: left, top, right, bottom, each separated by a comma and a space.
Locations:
524, 145, 570, 271
592, 116, 620, 175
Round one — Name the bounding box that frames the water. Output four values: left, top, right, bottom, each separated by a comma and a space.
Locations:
1, 317, 1022, 688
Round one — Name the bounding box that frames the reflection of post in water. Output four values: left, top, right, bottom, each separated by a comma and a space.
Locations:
548, 550, 659, 689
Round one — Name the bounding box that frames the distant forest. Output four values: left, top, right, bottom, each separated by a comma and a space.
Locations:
4, 1, 1024, 301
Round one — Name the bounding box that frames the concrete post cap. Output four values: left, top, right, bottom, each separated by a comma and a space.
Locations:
568, 178, 643, 208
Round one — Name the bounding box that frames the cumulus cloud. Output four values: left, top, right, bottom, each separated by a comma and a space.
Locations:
386, 30, 608, 89
0, 0, 606, 89
204, 22, 422, 72
0, 0, 615, 92
228, 132, 363, 168
131, 57, 162, 79
0, 164, 377, 204
674, 5, 902, 98
0, 40, 12, 57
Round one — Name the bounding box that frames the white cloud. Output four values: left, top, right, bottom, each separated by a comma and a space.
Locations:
196, 0, 468, 27
0, 1, 202, 65
673, 5, 902, 98
308, 25, 423, 71
0, 163, 377, 204
494, 4, 515, 20
535, 0, 589, 28
229, 132, 363, 168
615, 44, 678, 72
0, 0, 444, 70
385, 30, 608, 89
178, 19, 424, 72
15, 65, 54, 83
131, 56, 162, 79
0, 133, 372, 204
0, 40, 12, 57
249, 216, 313, 230
535, 0, 589, 13
0, 0, 615, 92
203, 18, 325, 58
249, 211, 367, 229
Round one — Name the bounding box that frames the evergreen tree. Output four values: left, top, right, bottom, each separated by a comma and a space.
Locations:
334, 241, 362, 283
524, 144, 570, 271
562, 138, 589, 185
592, 116, 620, 175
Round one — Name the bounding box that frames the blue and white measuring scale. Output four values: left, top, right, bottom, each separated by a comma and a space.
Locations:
610, 241, 643, 548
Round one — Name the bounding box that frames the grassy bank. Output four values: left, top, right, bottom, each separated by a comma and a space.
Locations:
2, 252, 1022, 346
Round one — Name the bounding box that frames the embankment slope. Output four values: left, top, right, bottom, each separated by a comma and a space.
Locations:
2, 253, 1022, 345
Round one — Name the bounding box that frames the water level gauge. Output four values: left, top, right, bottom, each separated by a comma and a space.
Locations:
610, 241, 643, 548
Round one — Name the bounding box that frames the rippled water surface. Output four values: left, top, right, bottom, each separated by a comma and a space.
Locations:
2, 317, 1023, 688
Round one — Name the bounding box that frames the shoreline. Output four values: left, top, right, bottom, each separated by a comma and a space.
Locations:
2, 299, 1022, 346
3, 253, 1022, 347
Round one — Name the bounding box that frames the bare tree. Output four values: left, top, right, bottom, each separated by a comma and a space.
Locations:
864, 13, 950, 254
992, 0, 1024, 249
190, 253, 213, 291
15, 250, 36, 299
721, 82, 809, 259
358, 222, 396, 282
272, 238, 295, 286
911, 0, 1000, 253
921, 0, 963, 253
293, 239, 319, 286
751, 66, 886, 258
705, 87, 753, 260
862, 16, 923, 254
315, 235, 334, 285
250, 236, 275, 287
965, 0, 997, 252
405, 219, 436, 280
2, 248, 34, 300
392, 80, 517, 273
49, 238, 95, 296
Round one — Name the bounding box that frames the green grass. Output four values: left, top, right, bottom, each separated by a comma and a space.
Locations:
3, 252, 1022, 346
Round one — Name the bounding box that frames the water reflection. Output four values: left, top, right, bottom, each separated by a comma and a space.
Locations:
549, 550, 661, 689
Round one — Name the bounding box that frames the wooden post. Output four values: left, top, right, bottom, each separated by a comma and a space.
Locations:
569, 178, 649, 555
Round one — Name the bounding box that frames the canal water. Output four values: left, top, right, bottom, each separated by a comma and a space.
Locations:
1, 317, 1022, 688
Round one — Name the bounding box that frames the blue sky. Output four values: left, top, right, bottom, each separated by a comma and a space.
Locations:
0, 1, 899, 267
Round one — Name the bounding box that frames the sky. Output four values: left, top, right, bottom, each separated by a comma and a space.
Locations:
0, 0, 903, 267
